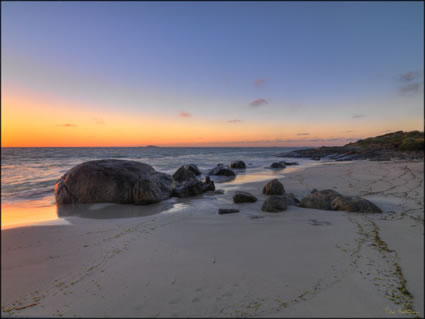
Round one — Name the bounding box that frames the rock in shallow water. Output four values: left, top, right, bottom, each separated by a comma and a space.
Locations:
208, 164, 236, 176
270, 162, 286, 169
173, 178, 215, 198
173, 164, 201, 182
229, 160, 246, 169
233, 191, 257, 203
55, 159, 175, 205
262, 195, 288, 212
262, 179, 285, 195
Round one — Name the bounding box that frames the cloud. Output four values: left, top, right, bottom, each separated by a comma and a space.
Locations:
57, 123, 77, 127
249, 98, 268, 107
352, 114, 365, 119
227, 119, 241, 123
400, 71, 421, 82
254, 78, 265, 88
296, 133, 310, 136
342, 130, 353, 133
399, 82, 423, 95
179, 111, 191, 118
92, 117, 105, 124
398, 71, 423, 95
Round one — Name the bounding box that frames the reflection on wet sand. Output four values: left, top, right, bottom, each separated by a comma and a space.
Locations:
57, 199, 176, 220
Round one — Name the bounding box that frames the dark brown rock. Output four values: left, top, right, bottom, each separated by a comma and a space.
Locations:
261, 195, 288, 212
208, 164, 236, 176
218, 208, 240, 215
330, 196, 382, 213
262, 179, 285, 195
173, 179, 215, 198
300, 189, 341, 210
233, 191, 257, 203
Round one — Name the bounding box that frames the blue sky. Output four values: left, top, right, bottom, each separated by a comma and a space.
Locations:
2, 1, 424, 146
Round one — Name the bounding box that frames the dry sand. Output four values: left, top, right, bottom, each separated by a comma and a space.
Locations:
1, 160, 423, 317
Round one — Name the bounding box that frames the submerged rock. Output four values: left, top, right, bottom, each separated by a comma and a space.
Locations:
281, 161, 298, 166
229, 160, 246, 169
261, 195, 288, 212
172, 164, 201, 182
214, 189, 225, 195
233, 191, 257, 203
218, 208, 240, 215
208, 164, 236, 176
55, 159, 175, 205
262, 179, 285, 195
173, 178, 215, 198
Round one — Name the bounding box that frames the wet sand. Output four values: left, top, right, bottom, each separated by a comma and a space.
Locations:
1, 160, 423, 317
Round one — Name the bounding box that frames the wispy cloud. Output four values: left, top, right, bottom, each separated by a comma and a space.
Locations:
57, 123, 77, 127
250, 98, 268, 107
399, 82, 423, 95
400, 71, 421, 82
204, 136, 362, 145
296, 132, 310, 136
352, 114, 365, 119
398, 71, 423, 95
254, 78, 265, 88
92, 117, 105, 124
227, 119, 241, 123
179, 111, 191, 118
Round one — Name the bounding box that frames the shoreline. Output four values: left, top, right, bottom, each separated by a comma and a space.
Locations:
1, 160, 423, 317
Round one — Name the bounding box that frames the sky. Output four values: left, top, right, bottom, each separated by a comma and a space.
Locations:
1, 1, 424, 147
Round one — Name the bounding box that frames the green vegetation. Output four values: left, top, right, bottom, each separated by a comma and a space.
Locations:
345, 130, 424, 151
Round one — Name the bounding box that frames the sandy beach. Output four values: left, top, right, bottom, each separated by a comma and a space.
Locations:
1, 160, 423, 318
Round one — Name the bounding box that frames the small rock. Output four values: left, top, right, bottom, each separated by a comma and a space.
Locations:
214, 189, 225, 195
229, 160, 246, 169
218, 208, 240, 215
233, 191, 257, 203
300, 189, 341, 210
281, 161, 298, 166
261, 195, 288, 212
263, 179, 285, 195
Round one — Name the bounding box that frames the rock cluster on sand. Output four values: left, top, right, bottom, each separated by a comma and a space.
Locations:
300, 189, 382, 213
262, 179, 285, 195
229, 160, 246, 169
262, 195, 288, 212
55, 159, 175, 205
233, 191, 257, 203
208, 164, 236, 176
173, 164, 201, 182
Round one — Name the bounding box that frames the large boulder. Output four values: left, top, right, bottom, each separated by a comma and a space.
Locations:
229, 160, 246, 169
173, 178, 215, 198
330, 196, 382, 213
173, 164, 201, 183
55, 159, 175, 205
208, 164, 236, 176
262, 179, 285, 195
262, 195, 288, 212
233, 191, 257, 203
